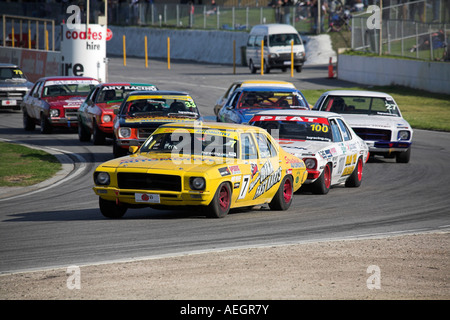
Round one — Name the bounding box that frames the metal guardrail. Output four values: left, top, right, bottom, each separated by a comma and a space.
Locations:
2, 15, 56, 51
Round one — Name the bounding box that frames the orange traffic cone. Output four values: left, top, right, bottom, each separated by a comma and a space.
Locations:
328, 57, 334, 78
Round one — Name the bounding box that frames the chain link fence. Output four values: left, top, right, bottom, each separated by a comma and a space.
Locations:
351, 0, 449, 61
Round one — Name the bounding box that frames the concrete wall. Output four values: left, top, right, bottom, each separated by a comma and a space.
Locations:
0, 47, 61, 82
107, 26, 249, 65
337, 54, 450, 95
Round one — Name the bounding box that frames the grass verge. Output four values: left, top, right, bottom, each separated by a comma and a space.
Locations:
0, 142, 62, 187
302, 85, 450, 132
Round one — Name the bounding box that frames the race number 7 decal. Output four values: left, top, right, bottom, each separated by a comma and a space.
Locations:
238, 175, 251, 199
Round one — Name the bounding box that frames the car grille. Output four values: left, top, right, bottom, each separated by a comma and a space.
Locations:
64, 108, 78, 120
0, 90, 27, 99
138, 127, 157, 140
117, 173, 182, 191
353, 128, 391, 141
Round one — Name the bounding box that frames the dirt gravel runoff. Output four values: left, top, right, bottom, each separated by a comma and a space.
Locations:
1, 232, 449, 300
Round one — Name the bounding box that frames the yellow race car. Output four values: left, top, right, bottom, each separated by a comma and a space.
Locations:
93, 122, 307, 218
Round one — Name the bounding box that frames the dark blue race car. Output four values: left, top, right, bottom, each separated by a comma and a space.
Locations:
217, 86, 310, 124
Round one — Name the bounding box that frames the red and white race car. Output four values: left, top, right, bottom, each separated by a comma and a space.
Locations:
249, 110, 369, 194
77, 82, 158, 144
22, 76, 99, 133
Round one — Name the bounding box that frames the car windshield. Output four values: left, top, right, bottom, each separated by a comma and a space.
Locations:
140, 129, 238, 158
97, 85, 157, 103
269, 33, 302, 47
251, 116, 332, 142
0, 67, 27, 81
237, 91, 307, 109
42, 82, 97, 97
321, 96, 401, 116
121, 96, 199, 118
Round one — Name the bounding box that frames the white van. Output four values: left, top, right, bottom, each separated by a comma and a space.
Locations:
246, 24, 306, 74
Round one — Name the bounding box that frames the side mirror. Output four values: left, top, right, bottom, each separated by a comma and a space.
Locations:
87, 100, 93, 106
128, 146, 139, 154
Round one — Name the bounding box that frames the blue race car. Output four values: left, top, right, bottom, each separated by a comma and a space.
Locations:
217, 86, 309, 124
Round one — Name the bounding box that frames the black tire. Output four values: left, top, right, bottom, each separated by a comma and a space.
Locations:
23, 109, 35, 131
93, 122, 106, 145
206, 182, 232, 218
249, 60, 257, 74
345, 156, 363, 187
396, 148, 411, 163
296, 66, 302, 72
78, 121, 91, 142
269, 175, 293, 211
40, 113, 52, 134
311, 163, 331, 194
99, 197, 127, 219
263, 61, 271, 74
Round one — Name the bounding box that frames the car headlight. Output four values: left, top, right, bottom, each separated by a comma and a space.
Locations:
190, 177, 206, 190
118, 127, 131, 138
102, 114, 112, 123
303, 158, 317, 169
268, 53, 279, 58
398, 130, 410, 140
296, 51, 304, 57
50, 109, 59, 117
95, 172, 110, 185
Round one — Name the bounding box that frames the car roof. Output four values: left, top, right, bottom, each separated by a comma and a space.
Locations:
159, 121, 266, 133
239, 80, 295, 88
251, 109, 342, 119
39, 76, 99, 82
0, 63, 20, 68
235, 86, 299, 93
321, 90, 394, 98
127, 90, 190, 96
250, 23, 298, 34
99, 82, 157, 87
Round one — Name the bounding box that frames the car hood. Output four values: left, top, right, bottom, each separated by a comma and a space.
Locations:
44, 96, 86, 108
101, 153, 236, 173
341, 114, 412, 130
96, 102, 122, 111
0, 79, 33, 90
119, 116, 200, 128
277, 139, 331, 157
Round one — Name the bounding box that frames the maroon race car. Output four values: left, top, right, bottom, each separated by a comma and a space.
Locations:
77, 82, 158, 145
22, 76, 99, 133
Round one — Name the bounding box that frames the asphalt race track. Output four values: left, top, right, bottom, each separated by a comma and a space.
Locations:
0, 57, 449, 274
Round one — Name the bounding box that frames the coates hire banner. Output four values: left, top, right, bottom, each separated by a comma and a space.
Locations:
61, 24, 106, 82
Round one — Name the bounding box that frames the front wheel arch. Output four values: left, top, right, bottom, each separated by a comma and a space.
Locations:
269, 174, 294, 211
205, 181, 232, 218
345, 156, 363, 187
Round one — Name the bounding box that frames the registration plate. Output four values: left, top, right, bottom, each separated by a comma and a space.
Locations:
135, 193, 160, 203
283, 61, 291, 65
1, 100, 17, 106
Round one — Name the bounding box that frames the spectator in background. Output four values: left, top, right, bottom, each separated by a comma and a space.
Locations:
409, 0, 424, 22
282, 0, 293, 24
310, 0, 327, 33
206, 0, 217, 16
269, 0, 284, 23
